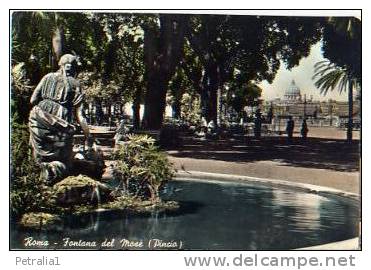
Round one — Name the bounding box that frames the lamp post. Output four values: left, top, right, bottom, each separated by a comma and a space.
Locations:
222, 93, 227, 118
231, 93, 236, 122
268, 101, 274, 123
217, 87, 222, 126
303, 94, 307, 119
223, 85, 229, 122
329, 100, 333, 126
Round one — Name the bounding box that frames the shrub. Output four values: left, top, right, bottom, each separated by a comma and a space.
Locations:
112, 134, 174, 201
11, 63, 33, 124
10, 121, 54, 217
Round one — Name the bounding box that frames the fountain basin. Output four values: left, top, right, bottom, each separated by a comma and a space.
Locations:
10, 172, 360, 250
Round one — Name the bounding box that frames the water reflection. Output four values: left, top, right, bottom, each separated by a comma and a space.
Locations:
11, 180, 359, 250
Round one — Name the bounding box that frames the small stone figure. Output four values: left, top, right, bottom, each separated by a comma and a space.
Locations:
254, 109, 262, 138
200, 117, 208, 135
114, 119, 130, 145
196, 117, 208, 138
29, 54, 92, 184
206, 120, 218, 140
207, 120, 216, 134
301, 118, 309, 140
286, 116, 295, 142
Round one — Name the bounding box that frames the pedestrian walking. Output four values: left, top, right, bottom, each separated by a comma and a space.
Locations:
286, 116, 295, 142
301, 118, 309, 140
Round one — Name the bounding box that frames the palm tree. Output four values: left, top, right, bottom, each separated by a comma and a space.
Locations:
313, 60, 357, 141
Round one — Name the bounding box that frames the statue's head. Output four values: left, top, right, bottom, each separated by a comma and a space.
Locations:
58, 54, 81, 77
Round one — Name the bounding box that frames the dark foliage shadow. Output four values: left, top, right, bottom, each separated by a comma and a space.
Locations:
167, 135, 360, 172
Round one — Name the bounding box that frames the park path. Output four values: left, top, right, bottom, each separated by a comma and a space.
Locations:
166, 129, 360, 194
98, 126, 360, 194
169, 157, 359, 194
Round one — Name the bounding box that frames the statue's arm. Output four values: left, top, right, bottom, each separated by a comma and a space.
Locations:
30, 76, 45, 105
75, 102, 94, 150
76, 103, 90, 138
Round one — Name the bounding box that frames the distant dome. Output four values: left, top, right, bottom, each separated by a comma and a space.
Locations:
284, 80, 302, 101
286, 80, 300, 94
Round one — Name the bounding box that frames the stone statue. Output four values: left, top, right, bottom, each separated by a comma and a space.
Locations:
29, 54, 92, 184
114, 119, 130, 145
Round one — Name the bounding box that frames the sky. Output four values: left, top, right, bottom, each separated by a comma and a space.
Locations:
258, 41, 348, 102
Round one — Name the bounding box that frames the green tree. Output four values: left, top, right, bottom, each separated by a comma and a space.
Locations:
313, 60, 358, 141
228, 80, 262, 117
11, 12, 83, 71
72, 13, 145, 126
322, 17, 361, 82
318, 17, 361, 141
117, 16, 146, 128
11, 11, 101, 123
185, 15, 323, 125
142, 14, 189, 129
168, 67, 194, 119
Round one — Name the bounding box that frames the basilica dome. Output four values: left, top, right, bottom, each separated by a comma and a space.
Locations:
284, 80, 302, 101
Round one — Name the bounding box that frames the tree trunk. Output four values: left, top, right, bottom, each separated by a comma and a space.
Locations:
202, 63, 219, 124
347, 80, 353, 142
107, 102, 112, 126
119, 103, 123, 115
172, 99, 181, 119
95, 99, 103, 126
132, 89, 141, 129
200, 89, 207, 120
132, 102, 141, 130
103, 39, 119, 82
142, 15, 189, 129
52, 26, 65, 70
89, 103, 93, 125
142, 77, 167, 129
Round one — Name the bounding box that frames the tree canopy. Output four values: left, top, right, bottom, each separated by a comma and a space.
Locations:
322, 17, 361, 83
11, 12, 358, 129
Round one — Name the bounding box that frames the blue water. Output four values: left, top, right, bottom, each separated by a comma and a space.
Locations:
11, 179, 360, 250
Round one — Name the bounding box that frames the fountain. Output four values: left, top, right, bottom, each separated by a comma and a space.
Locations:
11, 175, 359, 250
13, 56, 359, 250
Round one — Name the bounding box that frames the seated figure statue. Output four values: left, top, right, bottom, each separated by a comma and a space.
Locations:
29, 54, 92, 184
114, 119, 130, 145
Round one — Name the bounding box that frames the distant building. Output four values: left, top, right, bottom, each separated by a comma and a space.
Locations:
262, 80, 360, 128
283, 80, 302, 102
267, 80, 318, 118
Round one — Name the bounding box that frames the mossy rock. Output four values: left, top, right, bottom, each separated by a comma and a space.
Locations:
19, 212, 61, 229
100, 196, 180, 214
53, 175, 113, 207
